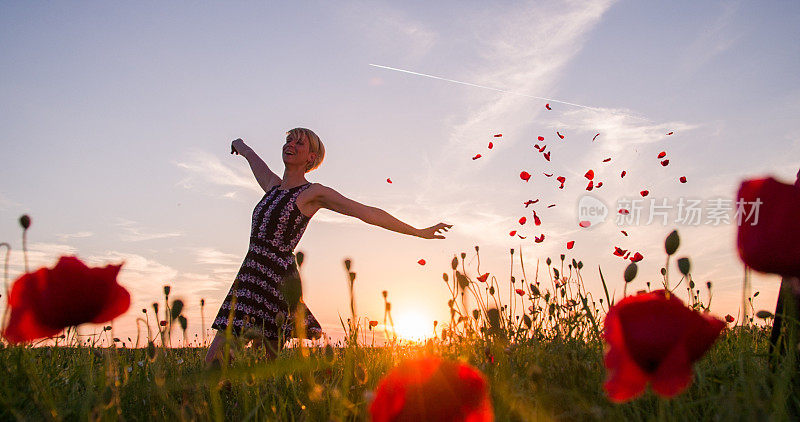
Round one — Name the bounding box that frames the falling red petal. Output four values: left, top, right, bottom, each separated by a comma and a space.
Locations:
523, 199, 539, 207
661, 159, 670, 167
517, 234, 527, 239
543, 173, 553, 177
545, 103, 551, 110
477, 273, 489, 283
515, 288, 525, 296
418, 259, 426, 266
557, 131, 565, 139
621, 230, 628, 236
680, 176, 687, 183
640, 190, 649, 197
520, 171, 531, 182
519, 216, 527, 225
537, 136, 544, 141
630, 252, 644, 262
593, 133, 600, 141
557, 176, 566, 183
533, 211, 541, 226
547, 204, 556, 208
596, 182, 603, 188
624, 252, 631, 260
509, 230, 517, 237
667, 131, 674, 135
657, 151, 666, 159
619, 209, 630, 215
585, 170, 595, 180
488, 142, 493, 149
494, 134, 502, 137
567, 241, 575, 249
621, 170, 627, 178
579, 221, 591, 228
472, 154, 482, 160
586, 180, 594, 191
386, 178, 392, 184
602, 158, 611, 163
543, 152, 551, 161
534, 234, 545, 243
613, 247, 627, 257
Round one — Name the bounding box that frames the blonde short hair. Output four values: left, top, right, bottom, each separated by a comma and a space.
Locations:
288, 127, 325, 173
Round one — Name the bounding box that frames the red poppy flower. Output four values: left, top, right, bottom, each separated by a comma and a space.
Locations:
657, 151, 666, 159
509, 230, 517, 237
387, 178, 393, 184
567, 241, 575, 249
534, 234, 545, 243
477, 273, 489, 283
370, 320, 379, 327
520, 171, 531, 182
370, 356, 492, 422
640, 190, 649, 197
557, 131, 565, 139
593, 133, 600, 141
661, 160, 670, 167
679, 176, 687, 183
493, 133, 502, 137
621, 171, 627, 178
488, 142, 493, 149
545, 103, 551, 110
515, 289, 525, 296
603, 290, 725, 402
630, 252, 644, 262
737, 177, 800, 276
418, 259, 426, 266
519, 216, 527, 225
585, 170, 595, 180
537, 136, 544, 141
472, 154, 482, 160
3, 256, 129, 343
724, 314, 735, 324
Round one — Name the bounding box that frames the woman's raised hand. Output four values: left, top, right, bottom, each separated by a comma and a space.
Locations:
231, 138, 248, 156
418, 223, 453, 239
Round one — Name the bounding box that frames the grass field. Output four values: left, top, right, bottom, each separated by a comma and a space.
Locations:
2, 231, 799, 421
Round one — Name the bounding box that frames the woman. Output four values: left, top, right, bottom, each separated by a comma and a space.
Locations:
204, 128, 452, 363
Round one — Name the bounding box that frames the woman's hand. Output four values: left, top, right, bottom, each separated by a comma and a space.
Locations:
231, 138, 248, 156
418, 223, 453, 239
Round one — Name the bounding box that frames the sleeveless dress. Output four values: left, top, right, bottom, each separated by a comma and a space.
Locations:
211, 182, 323, 341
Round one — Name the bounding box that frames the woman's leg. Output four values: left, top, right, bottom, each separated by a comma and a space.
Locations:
205, 331, 234, 365
251, 337, 283, 360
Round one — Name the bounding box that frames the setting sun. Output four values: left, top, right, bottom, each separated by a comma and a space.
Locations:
392, 311, 434, 341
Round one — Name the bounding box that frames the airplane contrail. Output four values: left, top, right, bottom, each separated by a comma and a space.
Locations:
369, 63, 650, 120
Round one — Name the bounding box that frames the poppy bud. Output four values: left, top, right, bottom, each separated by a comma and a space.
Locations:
19, 214, 31, 230
344, 259, 352, 271
677, 258, 691, 275
163, 285, 171, 297
624, 263, 638, 283
460, 252, 466, 260
665, 230, 680, 255
382, 290, 387, 298
451, 256, 459, 270
296, 251, 304, 268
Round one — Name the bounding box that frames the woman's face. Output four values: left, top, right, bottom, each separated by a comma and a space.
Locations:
282, 132, 315, 170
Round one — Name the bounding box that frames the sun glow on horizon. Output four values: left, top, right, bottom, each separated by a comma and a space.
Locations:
392, 310, 434, 341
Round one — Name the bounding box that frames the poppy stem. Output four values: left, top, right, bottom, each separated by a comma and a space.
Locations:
21, 228, 28, 274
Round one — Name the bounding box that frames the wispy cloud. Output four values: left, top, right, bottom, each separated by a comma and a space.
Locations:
0, 192, 21, 211
173, 149, 262, 199
115, 218, 182, 242
679, 1, 743, 74
55, 231, 94, 241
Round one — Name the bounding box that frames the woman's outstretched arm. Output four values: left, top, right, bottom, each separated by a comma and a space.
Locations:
311, 185, 452, 239
231, 138, 281, 193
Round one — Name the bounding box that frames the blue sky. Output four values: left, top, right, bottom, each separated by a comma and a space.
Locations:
1, 1, 798, 344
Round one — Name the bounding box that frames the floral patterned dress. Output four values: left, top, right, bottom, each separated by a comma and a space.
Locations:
211, 182, 323, 340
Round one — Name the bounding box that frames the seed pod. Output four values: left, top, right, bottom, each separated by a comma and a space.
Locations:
677, 257, 691, 275
624, 263, 638, 283
665, 230, 680, 255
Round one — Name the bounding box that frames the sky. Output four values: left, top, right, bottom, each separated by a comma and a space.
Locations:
1, 0, 799, 346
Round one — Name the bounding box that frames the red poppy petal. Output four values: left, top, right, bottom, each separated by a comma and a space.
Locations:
602, 158, 611, 163
666, 131, 673, 135
509, 231, 517, 236
545, 103, 551, 110
418, 259, 426, 266
593, 133, 600, 141
520, 171, 531, 182
596, 182, 603, 188
519, 216, 527, 225
579, 221, 591, 228
547, 204, 556, 208
494, 133, 502, 137
533, 212, 541, 226
517, 234, 526, 239
488, 142, 493, 149
657, 151, 666, 159
472, 154, 482, 160
585, 170, 595, 180
679, 176, 687, 183
537, 136, 544, 141
621, 230, 628, 236
557, 131, 564, 139
387, 178, 393, 183
543, 173, 553, 177
619, 209, 630, 215
661, 159, 670, 167
543, 151, 551, 161
621, 171, 627, 178
586, 181, 594, 191
640, 190, 649, 197
567, 241, 575, 249
477, 273, 489, 283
